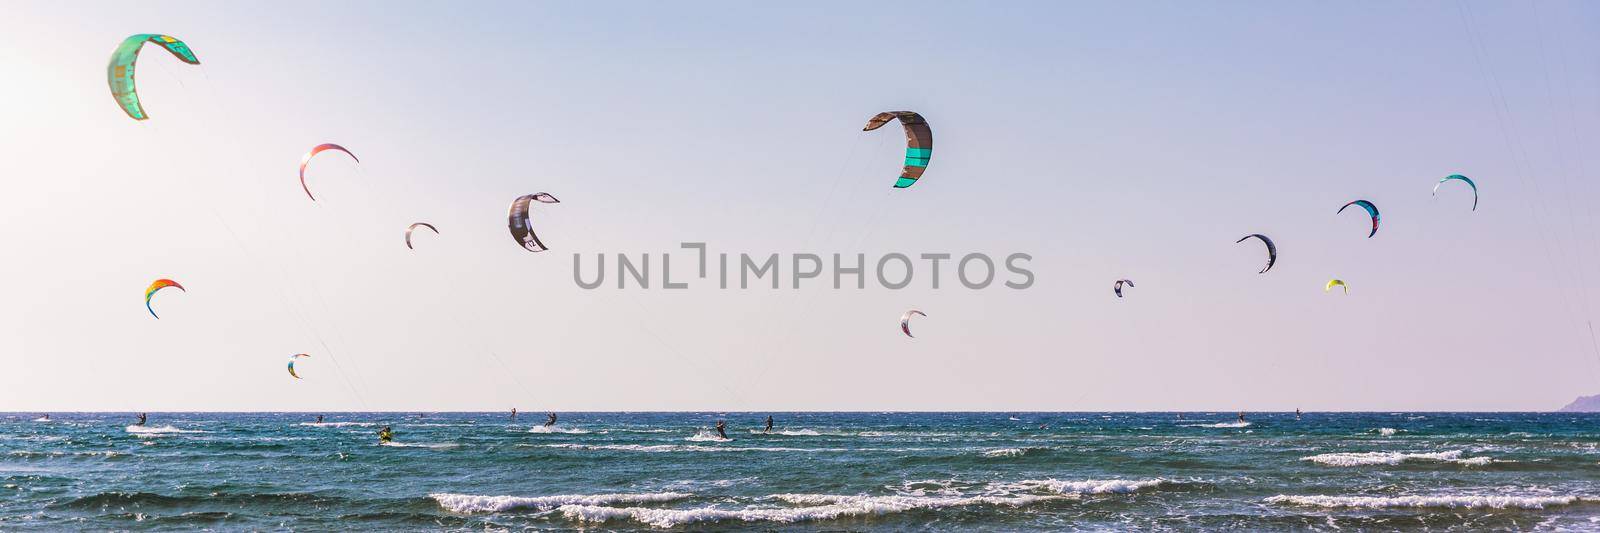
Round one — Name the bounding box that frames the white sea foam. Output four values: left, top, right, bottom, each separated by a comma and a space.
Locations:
1000, 478, 1173, 495
125, 425, 206, 435
748, 428, 821, 436
1301, 450, 1492, 467
298, 422, 375, 427
1377, 427, 1399, 436
8, 450, 124, 458
685, 429, 732, 442
432, 492, 692, 513
559, 493, 1065, 528
31, 417, 51, 423
983, 448, 1029, 457
379, 441, 459, 449
1267, 494, 1598, 509
1182, 421, 1251, 428
538, 443, 844, 453
526, 426, 591, 434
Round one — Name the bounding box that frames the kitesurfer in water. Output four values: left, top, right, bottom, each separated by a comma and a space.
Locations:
315, 415, 324, 424
544, 413, 557, 427
1295, 408, 1302, 421
136, 413, 147, 426
1237, 412, 1246, 423
511, 408, 517, 421
378, 426, 393, 443
764, 415, 774, 433
715, 420, 729, 439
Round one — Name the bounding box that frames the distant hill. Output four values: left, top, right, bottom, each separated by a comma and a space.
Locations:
1558, 395, 1600, 412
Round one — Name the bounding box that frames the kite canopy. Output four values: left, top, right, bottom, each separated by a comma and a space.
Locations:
1337, 200, 1381, 238
900, 310, 926, 338
1235, 234, 1277, 274
405, 222, 438, 250
1433, 174, 1479, 211
108, 34, 200, 121
287, 354, 310, 379
508, 193, 560, 252
1113, 279, 1135, 298
1325, 279, 1348, 294
299, 144, 359, 201
863, 111, 932, 188
144, 279, 185, 319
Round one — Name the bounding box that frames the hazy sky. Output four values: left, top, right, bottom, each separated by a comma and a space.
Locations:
5, 1, 1600, 411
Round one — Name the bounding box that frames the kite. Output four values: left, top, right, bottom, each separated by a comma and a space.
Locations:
287, 354, 310, 379
405, 222, 438, 250
108, 34, 200, 120
1325, 279, 1348, 294
863, 112, 932, 188
1337, 200, 1381, 238
1114, 279, 1135, 298
900, 310, 926, 338
1433, 174, 1478, 211
508, 193, 560, 252
144, 279, 185, 319
1235, 234, 1277, 274
299, 144, 359, 201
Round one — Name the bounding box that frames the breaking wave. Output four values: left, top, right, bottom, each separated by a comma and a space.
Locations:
1266, 494, 1598, 509
432, 492, 691, 513
1301, 450, 1492, 467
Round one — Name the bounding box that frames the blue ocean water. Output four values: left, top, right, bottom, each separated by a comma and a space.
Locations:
3, 412, 1600, 530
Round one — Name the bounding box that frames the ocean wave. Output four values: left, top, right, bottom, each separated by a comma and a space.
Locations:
559, 493, 1066, 528
981, 447, 1052, 458
298, 422, 375, 427
998, 478, 1175, 495
1181, 421, 1251, 428
379, 442, 459, 449
1377, 427, 1399, 436
537, 443, 844, 453
748, 428, 821, 436
1301, 450, 1492, 467
8, 450, 124, 458
527, 426, 591, 434
125, 425, 206, 435
685, 429, 732, 442
982, 448, 1029, 458
431, 492, 691, 513
51, 491, 337, 510
1266, 494, 1598, 509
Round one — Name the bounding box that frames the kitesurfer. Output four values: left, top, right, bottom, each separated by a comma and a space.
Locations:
715, 420, 728, 439
136, 413, 147, 426
1295, 408, 1302, 421
1237, 412, 1246, 423
315, 415, 324, 424
511, 408, 517, 421
764, 415, 774, 433
378, 426, 393, 443
545, 412, 557, 427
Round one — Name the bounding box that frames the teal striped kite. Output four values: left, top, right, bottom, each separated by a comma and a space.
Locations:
1433, 174, 1478, 211
108, 34, 200, 121
1337, 200, 1381, 238
863, 112, 932, 188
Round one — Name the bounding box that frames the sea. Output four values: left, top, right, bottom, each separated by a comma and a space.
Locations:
2, 412, 1599, 530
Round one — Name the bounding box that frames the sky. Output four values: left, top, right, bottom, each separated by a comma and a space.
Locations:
4, 1, 1600, 411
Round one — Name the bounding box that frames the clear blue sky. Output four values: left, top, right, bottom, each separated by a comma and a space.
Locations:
4, 1, 1600, 411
